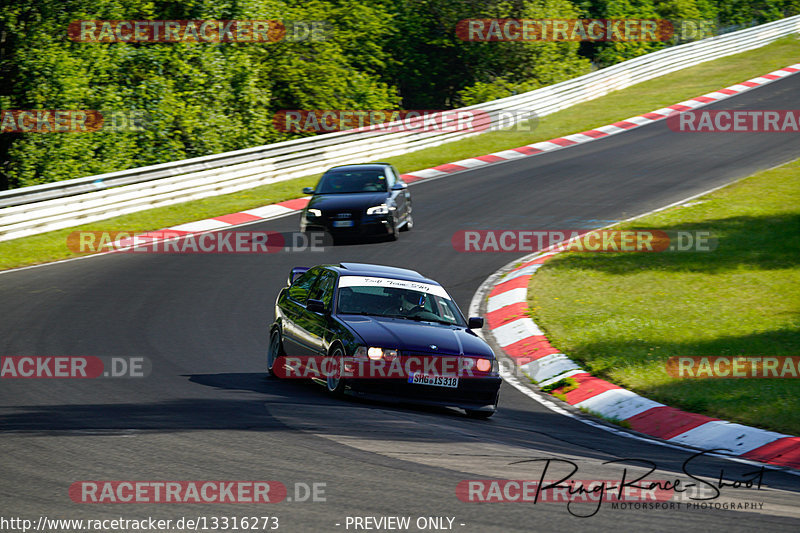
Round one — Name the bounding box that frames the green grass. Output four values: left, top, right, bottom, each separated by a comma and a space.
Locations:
540, 376, 580, 402
528, 159, 800, 435
540, 376, 579, 393
2, 36, 798, 271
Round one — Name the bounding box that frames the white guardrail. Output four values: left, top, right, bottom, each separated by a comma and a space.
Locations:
1, 15, 798, 242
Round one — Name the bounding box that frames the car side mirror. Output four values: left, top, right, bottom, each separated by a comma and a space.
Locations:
302, 187, 315, 194
391, 181, 407, 190
307, 299, 326, 314
467, 317, 484, 329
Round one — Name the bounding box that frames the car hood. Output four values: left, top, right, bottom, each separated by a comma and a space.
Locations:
308, 193, 388, 212
340, 316, 493, 357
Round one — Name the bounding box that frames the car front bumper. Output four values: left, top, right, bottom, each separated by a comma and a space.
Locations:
302, 216, 393, 237
344, 375, 502, 412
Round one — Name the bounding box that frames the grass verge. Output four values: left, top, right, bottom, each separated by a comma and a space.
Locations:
0, 175, 318, 270
2, 36, 798, 271
528, 158, 800, 435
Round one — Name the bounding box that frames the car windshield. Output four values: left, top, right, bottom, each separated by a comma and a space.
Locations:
315, 170, 388, 194
336, 277, 464, 326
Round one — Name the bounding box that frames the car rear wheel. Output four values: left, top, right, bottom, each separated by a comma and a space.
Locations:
267, 330, 283, 377
465, 409, 494, 419
326, 346, 347, 395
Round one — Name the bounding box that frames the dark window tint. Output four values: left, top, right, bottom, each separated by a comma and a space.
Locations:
309, 270, 337, 309
316, 171, 388, 194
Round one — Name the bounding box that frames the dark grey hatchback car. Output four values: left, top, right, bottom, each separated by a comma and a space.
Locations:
299, 163, 413, 241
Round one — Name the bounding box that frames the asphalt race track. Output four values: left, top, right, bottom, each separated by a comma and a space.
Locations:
1, 73, 799, 531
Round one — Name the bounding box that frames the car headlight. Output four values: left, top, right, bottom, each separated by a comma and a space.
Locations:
366, 204, 389, 215
307, 208, 322, 217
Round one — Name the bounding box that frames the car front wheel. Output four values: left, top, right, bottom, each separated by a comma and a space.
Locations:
386, 217, 399, 241
326, 346, 347, 395
267, 330, 283, 377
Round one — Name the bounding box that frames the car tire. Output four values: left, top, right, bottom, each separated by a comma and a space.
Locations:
326, 346, 347, 395
267, 330, 283, 377
386, 218, 399, 241
399, 215, 413, 232
465, 409, 495, 419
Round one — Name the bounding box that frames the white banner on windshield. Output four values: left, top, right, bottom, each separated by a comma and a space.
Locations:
338, 276, 450, 298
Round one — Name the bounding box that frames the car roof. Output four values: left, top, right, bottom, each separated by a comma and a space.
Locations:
324, 163, 392, 173
325, 262, 438, 284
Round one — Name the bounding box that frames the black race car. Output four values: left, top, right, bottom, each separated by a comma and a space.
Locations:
267, 263, 501, 418
299, 163, 413, 241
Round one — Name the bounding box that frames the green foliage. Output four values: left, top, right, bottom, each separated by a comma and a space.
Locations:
715, 0, 800, 26
576, 0, 668, 66
0, 0, 400, 188
378, 0, 591, 107
0, 36, 797, 270
575, 0, 794, 66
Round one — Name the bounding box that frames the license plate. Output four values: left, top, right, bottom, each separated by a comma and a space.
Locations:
408, 373, 459, 388
332, 220, 354, 228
